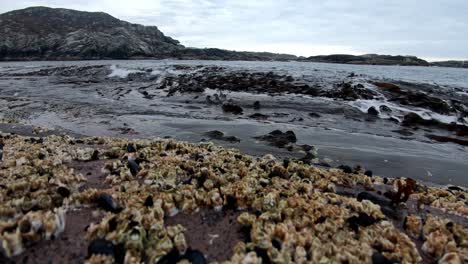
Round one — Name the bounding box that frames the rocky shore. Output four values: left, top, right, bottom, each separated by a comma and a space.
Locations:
0, 122, 466, 263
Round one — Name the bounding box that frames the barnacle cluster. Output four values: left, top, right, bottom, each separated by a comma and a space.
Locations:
0, 135, 86, 257
0, 133, 467, 263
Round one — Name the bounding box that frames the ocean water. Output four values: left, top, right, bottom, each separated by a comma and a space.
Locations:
2, 59, 468, 90
0, 60, 467, 186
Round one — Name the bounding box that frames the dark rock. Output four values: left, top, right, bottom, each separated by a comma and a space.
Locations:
253, 247, 271, 264
205, 130, 224, 139
447, 186, 464, 192
300, 144, 314, 152
401, 112, 441, 127
309, 112, 321, 118
223, 195, 237, 211
347, 213, 377, 232
126, 143, 136, 153
373, 82, 402, 93
426, 134, 468, 147
367, 106, 379, 116
223, 136, 241, 143
379, 105, 392, 113
254, 130, 297, 148
392, 129, 414, 136
57, 186, 71, 198
249, 113, 269, 120
338, 165, 353, 173
88, 239, 115, 257
371, 252, 394, 264
182, 249, 207, 264
127, 160, 140, 176
325, 82, 377, 101
90, 150, 99, 161
144, 195, 154, 207
222, 103, 243, 114
364, 170, 373, 177
299, 152, 316, 164
97, 193, 122, 213
204, 131, 240, 143
253, 101, 261, 109
157, 248, 181, 264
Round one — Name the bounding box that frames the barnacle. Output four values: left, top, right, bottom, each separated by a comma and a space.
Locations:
0, 133, 466, 263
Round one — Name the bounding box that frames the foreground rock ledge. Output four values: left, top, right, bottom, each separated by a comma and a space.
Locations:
0, 133, 466, 264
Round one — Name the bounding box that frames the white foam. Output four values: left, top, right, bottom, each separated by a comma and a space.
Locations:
107, 65, 143, 78
348, 99, 467, 124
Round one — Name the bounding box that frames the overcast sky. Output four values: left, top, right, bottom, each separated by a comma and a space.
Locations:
1, 0, 467, 61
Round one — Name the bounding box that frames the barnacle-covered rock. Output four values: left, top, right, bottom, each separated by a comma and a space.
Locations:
0, 133, 466, 263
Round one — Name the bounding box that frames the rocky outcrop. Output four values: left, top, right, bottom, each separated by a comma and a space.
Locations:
0, 6, 183, 60
302, 54, 430, 66
430, 61, 468, 69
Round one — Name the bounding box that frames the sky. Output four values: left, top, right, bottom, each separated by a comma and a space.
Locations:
1, 0, 467, 61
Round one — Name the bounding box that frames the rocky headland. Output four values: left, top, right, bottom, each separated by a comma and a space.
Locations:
1, 6, 465, 67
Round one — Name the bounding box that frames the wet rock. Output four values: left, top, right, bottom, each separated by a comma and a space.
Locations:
97, 193, 122, 213
347, 213, 377, 232
401, 113, 441, 127
88, 239, 115, 257
254, 247, 271, 264
392, 129, 414, 136
371, 252, 394, 264
249, 113, 269, 120
367, 107, 379, 116
182, 249, 207, 264
204, 130, 224, 140
253, 101, 261, 109
0, 138, 3, 160
126, 143, 136, 153
127, 160, 140, 176
405, 91, 452, 114
204, 131, 240, 143
144, 195, 154, 207
299, 152, 316, 164
157, 248, 181, 264
379, 105, 392, 113
224, 136, 241, 143
364, 170, 373, 177
223, 195, 238, 211
222, 103, 243, 115
426, 134, 468, 147
57, 186, 71, 198
90, 150, 99, 161
254, 130, 297, 148
300, 144, 314, 152
325, 82, 377, 100
338, 165, 353, 173
447, 186, 464, 192
309, 112, 321, 118
373, 82, 402, 93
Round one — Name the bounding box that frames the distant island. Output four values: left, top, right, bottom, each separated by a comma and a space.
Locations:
0, 6, 466, 68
